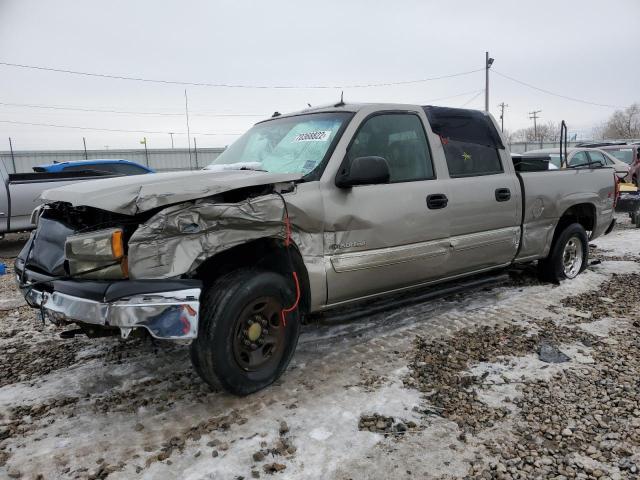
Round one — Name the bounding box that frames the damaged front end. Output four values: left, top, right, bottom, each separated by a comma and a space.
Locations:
16, 202, 202, 340
16, 172, 306, 341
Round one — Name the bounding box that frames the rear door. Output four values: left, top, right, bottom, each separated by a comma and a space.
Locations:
429, 110, 521, 274
322, 110, 451, 304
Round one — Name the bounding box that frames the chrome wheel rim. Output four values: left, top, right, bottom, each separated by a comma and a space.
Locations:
562, 236, 583, 278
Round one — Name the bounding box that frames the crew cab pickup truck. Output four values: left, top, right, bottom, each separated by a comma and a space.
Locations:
16, 103, 617, 395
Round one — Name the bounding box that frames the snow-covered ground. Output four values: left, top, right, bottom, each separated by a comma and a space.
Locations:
0, 217, 638, 480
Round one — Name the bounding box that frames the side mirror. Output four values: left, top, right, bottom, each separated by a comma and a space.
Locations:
335, 156, 390, 188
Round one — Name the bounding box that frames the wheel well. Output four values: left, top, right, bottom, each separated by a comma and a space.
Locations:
555, 203, 596, 239
194, 238, 311, 315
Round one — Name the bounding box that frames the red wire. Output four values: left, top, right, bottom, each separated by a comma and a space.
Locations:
280, 203, 300, 327
281, 271, 300, 327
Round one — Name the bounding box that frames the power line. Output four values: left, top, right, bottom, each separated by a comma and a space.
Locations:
0, 101, 264, 117
422, 89, 485, 104
0, 119, 241, 136
0, 90, 486, 121
493, 69, 623, 109
0, 60, 483, 89
460, 90, 484, 107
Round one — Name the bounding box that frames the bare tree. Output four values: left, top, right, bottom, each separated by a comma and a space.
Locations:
602, 103, 640, 139
502, 128, 517, 144
510, 121, 561, 143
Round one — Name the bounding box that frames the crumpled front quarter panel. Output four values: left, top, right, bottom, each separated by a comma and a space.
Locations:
128, 195, 287, 279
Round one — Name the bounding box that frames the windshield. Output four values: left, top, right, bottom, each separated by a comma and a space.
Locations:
606, 148, 633, 164
208, 112, 352, 176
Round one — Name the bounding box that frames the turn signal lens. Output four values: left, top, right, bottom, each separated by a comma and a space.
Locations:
111, 230, 124, 259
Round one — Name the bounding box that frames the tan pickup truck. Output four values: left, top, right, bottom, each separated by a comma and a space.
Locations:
16, 103, 617, 395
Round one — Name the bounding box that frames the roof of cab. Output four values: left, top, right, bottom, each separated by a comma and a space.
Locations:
257, 102, 487, 123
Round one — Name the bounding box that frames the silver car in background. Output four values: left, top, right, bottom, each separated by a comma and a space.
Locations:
525, 147, 630, 179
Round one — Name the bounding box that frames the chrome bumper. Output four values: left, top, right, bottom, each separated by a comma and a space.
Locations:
22, 285, 200, 340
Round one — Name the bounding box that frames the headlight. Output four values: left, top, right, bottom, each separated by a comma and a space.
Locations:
65, 228, 128, 279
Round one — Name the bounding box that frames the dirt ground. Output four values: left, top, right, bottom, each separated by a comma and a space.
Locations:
0, 217, 639, 480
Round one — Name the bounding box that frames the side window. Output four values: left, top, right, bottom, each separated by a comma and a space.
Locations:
568, 151, 588, 166
587, 151, 606, 166
347, 114, 434, 182
442, 140, 503, 177
111, 164, 148, 175
62, 164, 101, 173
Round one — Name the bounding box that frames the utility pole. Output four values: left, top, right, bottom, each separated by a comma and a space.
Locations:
498, 103, 508, 132
193, 137, 198, 169
169, 132, 175, 149
8, 137, 16, 173
485, 51, 494, 112
184, 89, 192, 170
82, 137, 88, 159
529, 110, 542, 143
140, 137, 149, 167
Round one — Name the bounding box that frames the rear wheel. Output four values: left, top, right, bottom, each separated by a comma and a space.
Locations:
191, 269, 301, 396
538, 223, 589, 282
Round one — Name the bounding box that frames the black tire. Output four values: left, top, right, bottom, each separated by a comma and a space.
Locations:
191, 268, 301, 396
538, 223, 589, 282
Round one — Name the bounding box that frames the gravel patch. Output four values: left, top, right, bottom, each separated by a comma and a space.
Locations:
561, 272, 640, 320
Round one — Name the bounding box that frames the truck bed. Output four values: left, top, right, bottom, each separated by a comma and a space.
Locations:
516, 167, 615, 261
8, 170, 113, 184
1, 171, 120, 234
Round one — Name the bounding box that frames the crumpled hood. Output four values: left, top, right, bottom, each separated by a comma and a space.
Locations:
40, 169, 302, 215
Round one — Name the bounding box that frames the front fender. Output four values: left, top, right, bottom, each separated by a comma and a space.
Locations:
128, 195, 287, 279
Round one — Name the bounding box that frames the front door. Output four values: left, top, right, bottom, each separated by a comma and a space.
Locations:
322, 112, 451, 304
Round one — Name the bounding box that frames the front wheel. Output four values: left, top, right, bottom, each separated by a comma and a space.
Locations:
538, 223, 589, 282
191, 269, 301, 396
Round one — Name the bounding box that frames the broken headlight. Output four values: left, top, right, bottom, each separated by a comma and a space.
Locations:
65, 228, 128, 279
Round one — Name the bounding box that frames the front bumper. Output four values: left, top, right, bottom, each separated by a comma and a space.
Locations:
17, 269, 201, 340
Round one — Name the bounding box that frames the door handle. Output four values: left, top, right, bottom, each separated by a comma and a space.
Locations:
495, 188, 511, 202
426, 193, 448, 209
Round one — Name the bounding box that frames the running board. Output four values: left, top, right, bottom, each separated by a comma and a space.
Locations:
311, 272, 510, 326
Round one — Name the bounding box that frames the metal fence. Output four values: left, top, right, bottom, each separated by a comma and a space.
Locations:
3, 141, 637, 173
0, 147, 225, 174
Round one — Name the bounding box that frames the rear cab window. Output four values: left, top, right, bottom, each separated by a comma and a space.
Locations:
422, 106, 504, 177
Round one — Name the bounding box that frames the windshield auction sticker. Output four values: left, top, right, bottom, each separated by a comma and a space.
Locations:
294, 131, 332, 142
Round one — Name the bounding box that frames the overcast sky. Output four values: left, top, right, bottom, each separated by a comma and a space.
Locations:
1, 0, 638, 151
